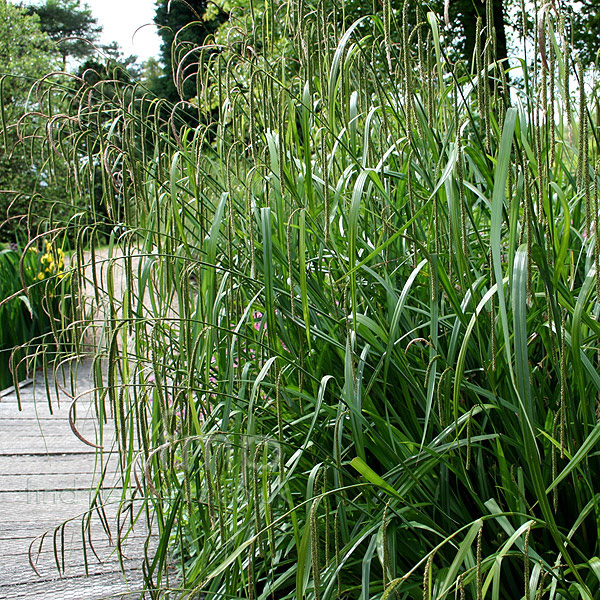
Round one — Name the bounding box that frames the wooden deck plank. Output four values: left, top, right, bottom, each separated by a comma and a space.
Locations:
0, 490, 131, 528
0, 570, 146, 600
0, 361, 152, 599
0, 475, 123, 491
0, 443, 109, 455
0, 453, 122, 475
2, 531, 148, 552
0, 421, 113, 439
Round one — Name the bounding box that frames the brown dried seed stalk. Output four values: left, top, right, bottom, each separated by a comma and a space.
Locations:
549, 40, 556, 166
433, 180, 440, 256
215, 449, 226, 541
560, 311, 567, 458
476, 524, 483, 600
564, 21, 572, 136
402, 0, 412, 144
490, 248, 497, 372
321, 131, 329, 244
382, 501, 391, 588
384, 0, 392, 72
247, 540, 255, 600
524, 524, 532, 598
204, 439, 216, 529
424, 355, 440, 391
524, 159, 533, 299
323, 470, 330, 567
552, 412, 559, 512
584, 111, 591, 240
457, 131, 468, 260
476, 18, 484, 122
286, 210, 297, 322
437, 367, 452, 428
335, 508, 341, 598
253, 445, 264, 556
483, 1, 492, 155
275, 370, 284, 481
426, 33, 434, 124
535, 95, 544, 225
310, 501, 321, 600
535, 568, 548, 600
578, 60, 586, 190
595, 168, 600, 307
422, 552, 434, 600
247, 185, 256, 278
407, 153, 416, 266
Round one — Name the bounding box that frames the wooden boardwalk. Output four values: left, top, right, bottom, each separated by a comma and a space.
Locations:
0, 361, 149, 600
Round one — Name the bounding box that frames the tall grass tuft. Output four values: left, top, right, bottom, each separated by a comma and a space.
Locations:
15, 0, 600, 598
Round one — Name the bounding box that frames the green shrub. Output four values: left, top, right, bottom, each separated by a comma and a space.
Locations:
0, 240, 72, 389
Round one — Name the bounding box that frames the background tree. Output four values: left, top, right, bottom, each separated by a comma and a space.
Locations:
443, 0, 508, 71
139, 55, 162, 89
77, 41, 140, 81
22, 0, 101, 69
572, 0, 600, 67
0, 1, 69, 242
152, 0, 228, 103
442, 0, 600, 72
152, 0, 600, 93
150, 0, 510, 113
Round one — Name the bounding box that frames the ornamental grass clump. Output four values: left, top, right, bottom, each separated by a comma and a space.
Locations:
16, 0, 600, 598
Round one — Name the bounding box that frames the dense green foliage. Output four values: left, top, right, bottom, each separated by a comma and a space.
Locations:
0, 1, 143, 244
0, 240, 72, 389
15, 0, 600, 599
0, 1, 66, 243
571, 0, 600, 67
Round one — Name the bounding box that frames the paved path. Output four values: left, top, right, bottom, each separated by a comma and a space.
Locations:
0, 361, 148, 599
